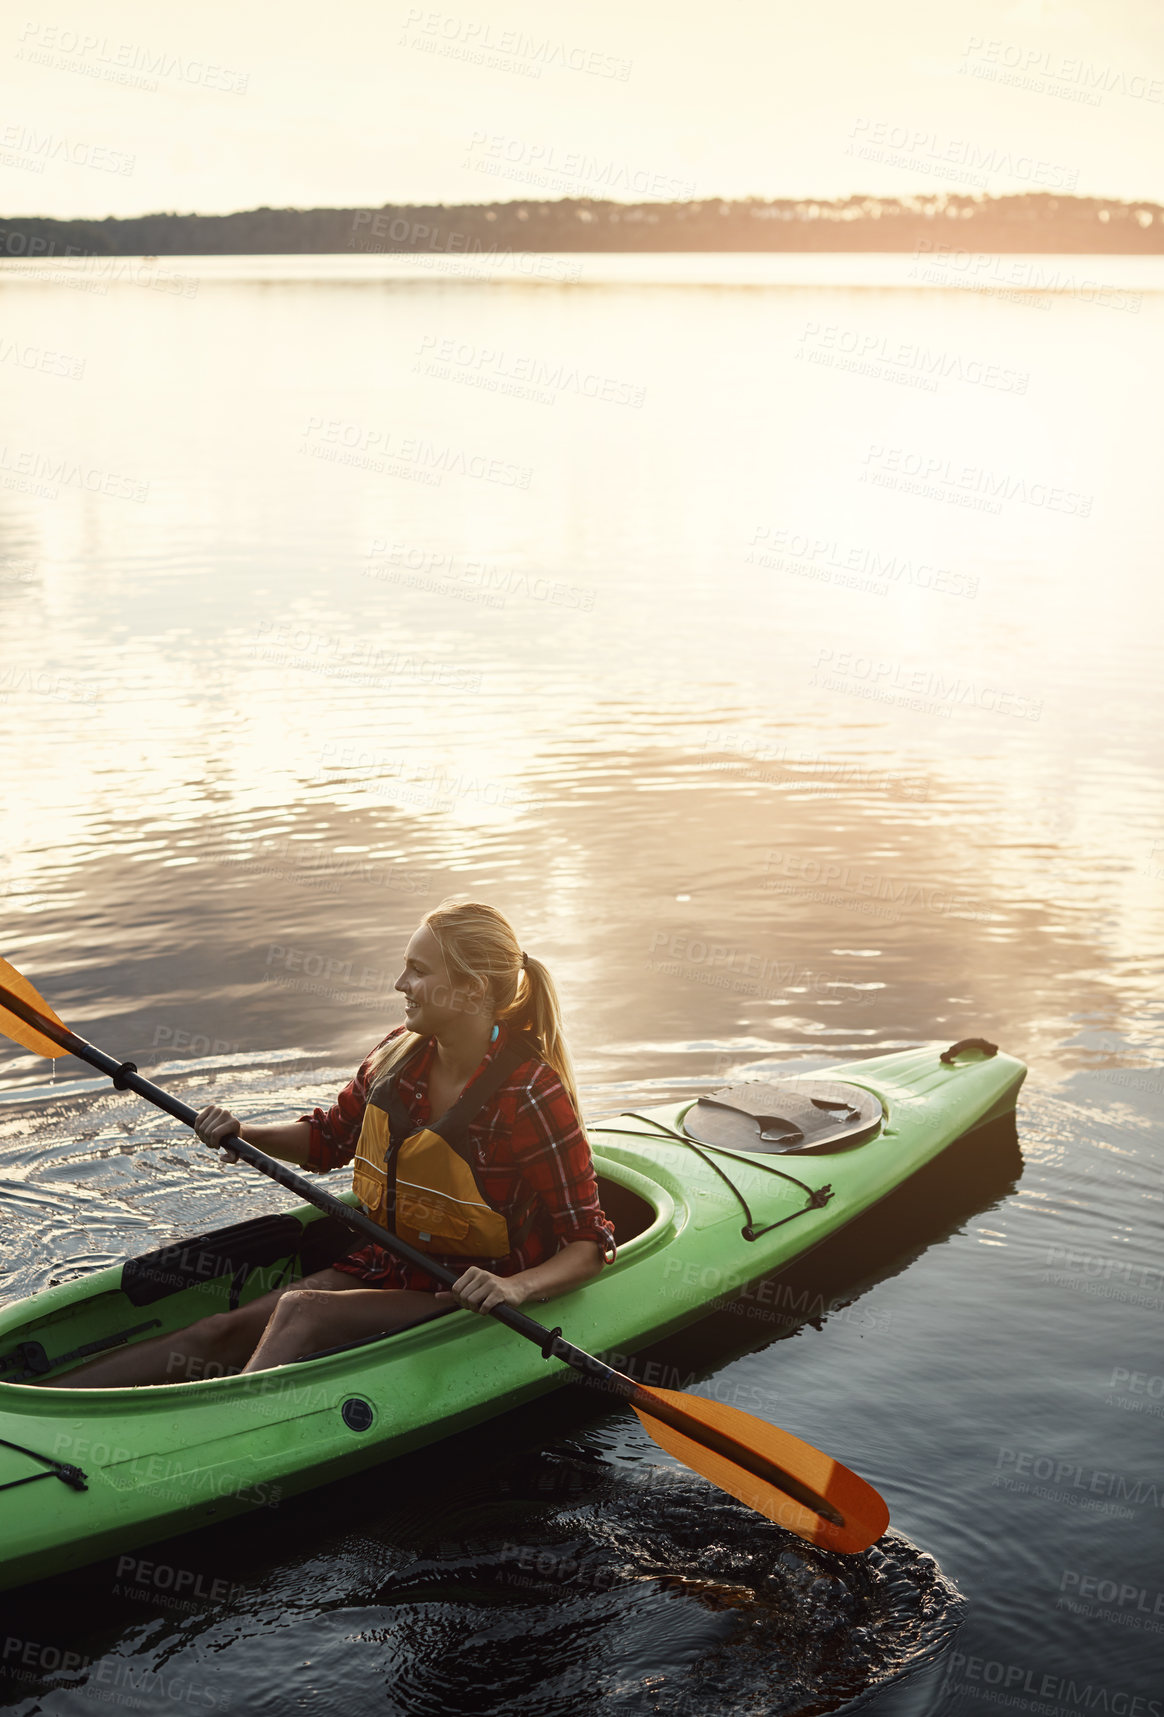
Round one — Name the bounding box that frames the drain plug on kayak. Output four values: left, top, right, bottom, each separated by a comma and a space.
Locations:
341, 1398, 375, 1432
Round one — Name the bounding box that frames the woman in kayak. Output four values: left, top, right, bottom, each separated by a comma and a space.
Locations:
50, 899, 615, 1387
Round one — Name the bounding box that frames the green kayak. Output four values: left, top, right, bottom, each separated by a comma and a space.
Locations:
0, 1040, 1024, 1589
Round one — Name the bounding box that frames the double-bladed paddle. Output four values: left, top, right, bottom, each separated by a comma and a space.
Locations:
0, 957, 888, 1553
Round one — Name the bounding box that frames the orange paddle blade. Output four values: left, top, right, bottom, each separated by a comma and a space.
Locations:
0, 958, 68, 1059
632, 1385, 889, 1554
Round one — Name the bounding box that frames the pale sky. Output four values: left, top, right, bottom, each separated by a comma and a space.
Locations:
2, 0, 1162, 219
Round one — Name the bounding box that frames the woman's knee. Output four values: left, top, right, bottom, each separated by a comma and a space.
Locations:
194, 1310, 248, 1347
168, 1309, 257, 1379
264, 1288, 330, 1335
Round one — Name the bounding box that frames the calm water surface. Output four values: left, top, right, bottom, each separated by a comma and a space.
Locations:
0, 254, 1161, 1716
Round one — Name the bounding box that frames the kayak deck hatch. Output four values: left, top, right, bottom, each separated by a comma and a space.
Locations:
682, 1079, 884, 1155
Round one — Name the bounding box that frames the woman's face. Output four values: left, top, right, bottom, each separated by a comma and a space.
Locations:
394, 923, 486, 1033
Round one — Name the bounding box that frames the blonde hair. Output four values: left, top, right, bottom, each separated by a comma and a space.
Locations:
367, 898, 581, 1114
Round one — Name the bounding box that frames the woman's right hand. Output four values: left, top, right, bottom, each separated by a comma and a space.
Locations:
194, 1104, 246, 1163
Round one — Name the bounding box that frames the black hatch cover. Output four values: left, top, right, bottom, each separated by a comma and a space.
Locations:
683, 1080, 883, 1155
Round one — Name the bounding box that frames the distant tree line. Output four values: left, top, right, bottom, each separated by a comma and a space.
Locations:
1, 194, 1161, 258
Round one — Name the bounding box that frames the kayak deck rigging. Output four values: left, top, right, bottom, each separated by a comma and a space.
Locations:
597, 1113, 839, 1240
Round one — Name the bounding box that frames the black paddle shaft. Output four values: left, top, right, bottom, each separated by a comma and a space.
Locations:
0, 984, 845, 1527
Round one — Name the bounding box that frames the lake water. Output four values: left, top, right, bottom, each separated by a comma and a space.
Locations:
0, 253, 1161, 1716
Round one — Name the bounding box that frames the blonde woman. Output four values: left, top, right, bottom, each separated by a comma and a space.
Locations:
51, 900, 615, 1387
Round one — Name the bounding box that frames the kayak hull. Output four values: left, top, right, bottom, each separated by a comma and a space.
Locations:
0, 1043, 1025, 1588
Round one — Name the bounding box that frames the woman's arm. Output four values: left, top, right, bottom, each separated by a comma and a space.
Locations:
238, 1118, 313, 1163
437, 1240, 605, 1315
194, 1105, 312, 1166
518, 1238, 605, 1302
193, 1031, 399, 1171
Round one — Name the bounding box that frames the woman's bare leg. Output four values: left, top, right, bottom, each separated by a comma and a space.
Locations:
240, 1286, 449, 1373
38, 1268, 396, 1388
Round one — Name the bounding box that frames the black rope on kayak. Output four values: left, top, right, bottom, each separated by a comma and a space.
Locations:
593, 1115, 834, 1242
111, 1060, 138, 1090
0, 1438, 88, 1493
0, 1319, 163, 1382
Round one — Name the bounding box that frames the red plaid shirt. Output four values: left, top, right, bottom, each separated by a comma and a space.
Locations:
298, 1023, 616, 1291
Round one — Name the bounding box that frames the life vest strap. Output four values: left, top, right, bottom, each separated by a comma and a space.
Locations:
378, 1029, 543, 1166
358, 1030, 548, 1256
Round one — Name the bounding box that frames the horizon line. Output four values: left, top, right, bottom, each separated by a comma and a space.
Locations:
5, 189, 1163, 226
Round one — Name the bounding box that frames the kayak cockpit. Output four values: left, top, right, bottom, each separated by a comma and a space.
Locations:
593, 1172, 656, 1244
0, 1168, 666, 1387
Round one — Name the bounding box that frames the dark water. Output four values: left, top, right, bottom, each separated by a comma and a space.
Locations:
1, 255, 1161, 1715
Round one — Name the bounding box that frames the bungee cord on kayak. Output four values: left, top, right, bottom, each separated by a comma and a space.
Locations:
0, 1437, 88, 1494
593, 1113, 836, 1242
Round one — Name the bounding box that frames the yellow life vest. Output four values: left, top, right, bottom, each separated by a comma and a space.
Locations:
351, 1032, 542, 1260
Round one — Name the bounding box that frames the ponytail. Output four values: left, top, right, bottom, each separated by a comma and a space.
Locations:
366, 899, 581, 1115
496, 951, 580, 1117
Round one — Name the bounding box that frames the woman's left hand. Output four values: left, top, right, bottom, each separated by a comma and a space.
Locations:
435, 1267, 530, 1314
